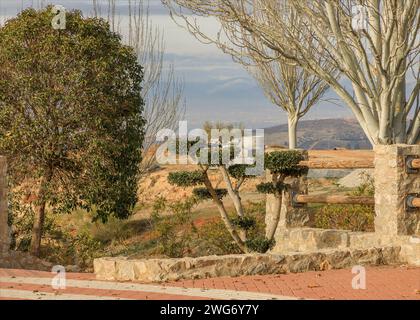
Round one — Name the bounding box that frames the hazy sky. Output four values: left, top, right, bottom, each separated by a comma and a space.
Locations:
0, 0, 353, 129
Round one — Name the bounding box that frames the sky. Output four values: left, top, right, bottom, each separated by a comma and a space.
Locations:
0, 0, 354, 129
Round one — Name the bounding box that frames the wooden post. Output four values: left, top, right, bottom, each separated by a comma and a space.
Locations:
412, 159, 420, 169
293, 194, 375, 206
406, 157, 420, 172
406, 196, 420, 209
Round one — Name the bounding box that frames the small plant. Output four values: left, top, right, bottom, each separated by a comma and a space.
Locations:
231, 216, 257, 231
314, 177, 375, 232
314, 204, 374, 232
245, 237, 275, 253
151, 197, 198, 258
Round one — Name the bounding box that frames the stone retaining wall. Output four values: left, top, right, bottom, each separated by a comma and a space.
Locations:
94, 246, 401, 283
270, 228, 419, 266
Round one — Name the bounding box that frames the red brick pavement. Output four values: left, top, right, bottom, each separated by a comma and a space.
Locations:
0, 265, 419, 300
165, 265, 420, 300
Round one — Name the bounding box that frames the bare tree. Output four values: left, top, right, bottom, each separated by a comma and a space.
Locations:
94, 0, 185, 172
163, 0, 420, 145
248, 54, 331, 149
163, 1, 334, 149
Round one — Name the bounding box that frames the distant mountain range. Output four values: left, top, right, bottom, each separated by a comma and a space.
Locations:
264, 118, 372, 150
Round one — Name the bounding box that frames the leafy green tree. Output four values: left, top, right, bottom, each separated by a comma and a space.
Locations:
168, 144, 307, 253
0, 7, 145, 256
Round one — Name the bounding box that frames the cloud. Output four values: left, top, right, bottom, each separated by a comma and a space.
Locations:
0, 0, 355, 130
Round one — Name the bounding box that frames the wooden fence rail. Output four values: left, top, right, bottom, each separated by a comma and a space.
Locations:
299, 159, 374, 169
407, 158, 420, 170
298, 156, 419, 170
293, 194, 375, 206
406, 195, 420, 209
412, 159, 420, 169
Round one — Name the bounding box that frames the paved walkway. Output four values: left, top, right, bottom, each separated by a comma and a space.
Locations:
0, 266, 419, 300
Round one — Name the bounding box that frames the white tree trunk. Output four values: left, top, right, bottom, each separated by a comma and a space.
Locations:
288, 114, 298, 149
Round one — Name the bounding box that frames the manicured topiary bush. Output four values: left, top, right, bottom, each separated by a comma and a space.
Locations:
167, 141, 307, 253
168, 171, 204, 187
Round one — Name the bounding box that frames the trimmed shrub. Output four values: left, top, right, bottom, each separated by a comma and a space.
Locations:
227, 164, 256, 179
231, 216, 257, 230
264, 150, 308, 176
168, 171, 204, 187
245, 237, 275, 253
192, 187, 228, 200
256, 182, 286, 194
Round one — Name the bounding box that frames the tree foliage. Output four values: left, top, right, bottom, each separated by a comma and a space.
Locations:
168, 170, 204, 187
264, 151, 308, 177
0, 7, 145, 254
164, 0, 420, 145
192, 187, 227, 200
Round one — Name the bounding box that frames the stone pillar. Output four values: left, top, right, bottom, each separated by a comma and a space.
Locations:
374, 144, 420, 236
265, 149, 310, 233
0, 157, 9, 254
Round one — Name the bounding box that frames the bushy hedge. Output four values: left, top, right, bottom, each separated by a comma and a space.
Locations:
256, 182, 286, 194
192, 187, 228, 200
264, 150, 308, 176
231, 216, 256, 230
227, 164, 256, 179
245, 237, 275, 253
168, 171, 204, 187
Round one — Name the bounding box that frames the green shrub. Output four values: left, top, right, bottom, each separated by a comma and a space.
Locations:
231, 216, 256, 230
196, 220, 242, 255
245, 237, 275, 253
314, 178, 375, 232
264, 150, 308, 176
151, 197, 198, 258
192, 187, 228, 200
168, 171, 204, 187
314, 204, 374, 232
227, 164, 256, 179
256, 182, 286, 194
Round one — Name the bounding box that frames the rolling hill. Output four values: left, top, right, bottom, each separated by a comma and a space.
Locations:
264, 118, 372, 150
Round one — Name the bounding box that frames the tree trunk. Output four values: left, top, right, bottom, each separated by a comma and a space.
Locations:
288, 115, 298, 149
265, 174, 283, 241
219, 166, 247, 241
202, 170, 249, 253
266, 191, 282, 241
30, 198, 46, 257
30, 171, 52, 257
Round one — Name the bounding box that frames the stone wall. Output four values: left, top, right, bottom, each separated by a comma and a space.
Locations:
374, 144, 420, 236
94, 246, 402, 282
0, 157, 9, 254
269, 227, 419, 266
268, 144, 419, 266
